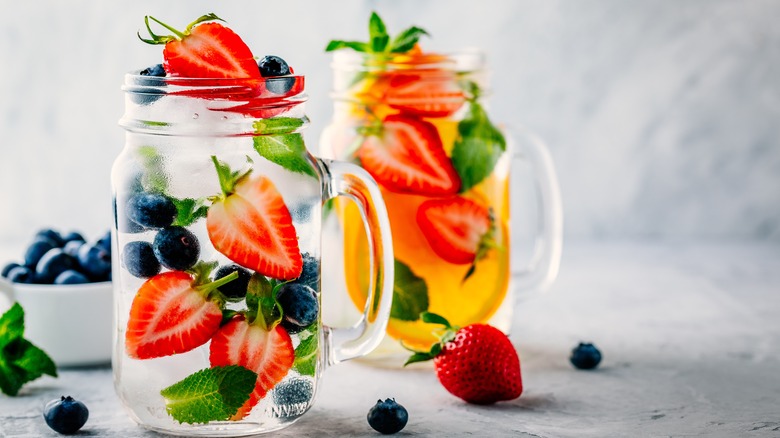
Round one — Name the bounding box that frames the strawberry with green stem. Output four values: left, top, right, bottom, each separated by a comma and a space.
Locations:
138, 13, 260, 79
125, 261, 238, 359
206, 156, 303, 281
405, 312, 522, 405
210, 274, 294, 420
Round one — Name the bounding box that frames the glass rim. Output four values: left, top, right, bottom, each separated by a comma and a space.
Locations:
329, 48, 487, 73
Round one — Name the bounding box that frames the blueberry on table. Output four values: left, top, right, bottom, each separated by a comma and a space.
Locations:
367, 398, 408, 435
24, 238, 58, 268
276, 283, 318, 334
35, 228, 65, 247
35, 249, 78, 283
43, 395, 89, 435
153, 226, 200, 271
54, 270, 90, 285
214, 264, 251, 300
2, 262, 22, 278
6, 266, 35, 284
570, 342, 602, 370
127, 192, 177, 229
76, 244, 112, 281
122, 241, 161, 279
273, 377, 314, 406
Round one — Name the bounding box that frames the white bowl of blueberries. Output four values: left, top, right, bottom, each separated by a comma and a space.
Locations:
0, 228, 113, 367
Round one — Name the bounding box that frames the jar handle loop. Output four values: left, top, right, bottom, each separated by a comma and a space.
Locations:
317, 159, 394, 366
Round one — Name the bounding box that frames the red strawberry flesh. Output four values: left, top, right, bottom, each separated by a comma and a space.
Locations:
209, 316, 294, 419
416, 197, 491, 264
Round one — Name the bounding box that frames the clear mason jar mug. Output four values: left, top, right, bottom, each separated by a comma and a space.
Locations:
113, 72, 393, 435
320, 50, 563, 360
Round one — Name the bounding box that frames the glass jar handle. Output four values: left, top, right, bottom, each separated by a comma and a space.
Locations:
510, 126, 563, 292
317, 159, 394, 366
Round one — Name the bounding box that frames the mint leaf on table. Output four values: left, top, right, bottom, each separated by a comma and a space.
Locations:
292, 329, 318, 376
160, 365, 257, 424
451, 101, 506, 192
0, 303, 57, 396
391, 260, 429, 322
252, 131, 316, 178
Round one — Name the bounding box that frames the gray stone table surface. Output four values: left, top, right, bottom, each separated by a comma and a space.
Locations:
1, 241, 779, 437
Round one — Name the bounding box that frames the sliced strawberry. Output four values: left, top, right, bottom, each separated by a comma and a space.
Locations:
125, 269, 232, 359
358, 115, 460, 196
140, 14, 260, 79
207, 158, 303, 280
383, 70, 465, 118
416, 197, 492, 265
209, 315, 294, 420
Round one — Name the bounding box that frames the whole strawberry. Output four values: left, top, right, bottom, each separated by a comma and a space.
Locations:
405, 312, 522, 405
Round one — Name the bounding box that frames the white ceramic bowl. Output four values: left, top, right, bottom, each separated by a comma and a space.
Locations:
0, 278, 113, 367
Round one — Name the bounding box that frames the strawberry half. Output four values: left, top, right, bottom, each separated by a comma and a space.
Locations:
209, 315, 294, 420
405, 313, 522, 405
358, 115, 460, 196
206, 157, 303, 280
384, 70, 465, 118
139, 14, 260, 79
125, 264, 237, 359
416, 196, 492, 265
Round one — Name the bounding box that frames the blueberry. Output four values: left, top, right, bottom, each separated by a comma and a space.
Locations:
36, 249, 78, 283
214, 264, 251, 300
276, 283, 318, 334
61, 231, 85, 244
121, 241, 161, 278
43, 395, 89, 435
293, 253, 319, 291
127, 193, 177, 229
273, 377, 314, 406
54, 270, 90, 285
153, 226, 200, 271
2, 262, 21, 278
266, 77, 295, 95
115, 196, 145, 234
63, 240, 85, 257
140, 64, 166, 77
24, 238, 58, 268
35, 229, 65, 247
258, 55, 291, 77
367, 398, 408, 435
6, 266, 35, 284
570, 342, 602, 370
76, 244, 112, 281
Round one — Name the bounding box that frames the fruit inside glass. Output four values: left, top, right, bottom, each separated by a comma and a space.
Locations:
320, 49, 562, 358
113, 71, 393, 436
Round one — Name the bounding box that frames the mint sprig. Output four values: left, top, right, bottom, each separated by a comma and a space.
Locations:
171, 197, 209, 227
391, 260, 429, 322
160, 365, 256, 424
325, 11, 429, 54
292, 329, 318, 376
451, 85, 506, 192
253, 132, 317, 178
0, 303, 57, 396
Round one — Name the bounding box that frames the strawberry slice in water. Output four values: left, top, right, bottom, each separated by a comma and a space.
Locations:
209, 315, 294, 420
206, 157, 303, 280
416, 196, 492, 265
125, 265, 237, 359
139, 14, 260, 79
358, 114, 460, 196
384, 69, 465, 118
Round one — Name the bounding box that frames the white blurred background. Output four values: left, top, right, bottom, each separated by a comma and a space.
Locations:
0, 0, 778, 247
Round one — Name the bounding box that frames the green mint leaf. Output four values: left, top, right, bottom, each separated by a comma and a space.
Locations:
420, 312, 451, 327
160, 365, 257, 424
252, 132, 317, 177
389, 26, 429, 53
137, 146, 168, 193
246, 274, 279, 329
451, 102, 506, 192
325, 40, 369, 52
0, 303, 57, 396
391, 260, 429, 321
292, 330, 318, 376
171, 197, 209, 227
253, 117, 305, 135
211, 156, 251, 196
368, 12, 389, 52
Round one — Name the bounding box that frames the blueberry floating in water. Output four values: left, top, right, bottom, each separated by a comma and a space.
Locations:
153, 226, 200, 271
127, 192, 177, 230
122, 241, 161, 279
276, 283, 318, 334
273, 377, 314, 406
214, 264, 252, 300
